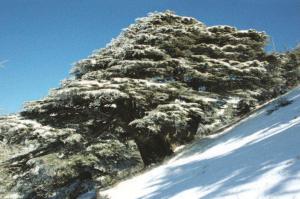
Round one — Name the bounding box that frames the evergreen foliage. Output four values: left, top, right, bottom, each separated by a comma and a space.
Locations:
0, 11, 299, 198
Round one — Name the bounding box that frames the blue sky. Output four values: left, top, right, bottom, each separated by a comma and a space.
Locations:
0, 0, 300, 114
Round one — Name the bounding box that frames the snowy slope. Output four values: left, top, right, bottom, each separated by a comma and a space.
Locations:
101, 87, 300, 199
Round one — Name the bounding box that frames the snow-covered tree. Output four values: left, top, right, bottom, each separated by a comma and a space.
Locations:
0, 11, 299, 199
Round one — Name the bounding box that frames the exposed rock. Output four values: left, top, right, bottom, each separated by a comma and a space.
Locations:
0, 11, 299, 198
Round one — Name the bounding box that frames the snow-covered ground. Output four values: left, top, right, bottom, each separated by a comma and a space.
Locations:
102, 87, 300, 199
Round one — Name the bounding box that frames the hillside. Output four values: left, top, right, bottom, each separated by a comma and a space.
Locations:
0, 11, 299, 198
102, 87, 300, 199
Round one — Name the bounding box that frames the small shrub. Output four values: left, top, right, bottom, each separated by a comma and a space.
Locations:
277, 97, 293, 107
266, 97, 293, 115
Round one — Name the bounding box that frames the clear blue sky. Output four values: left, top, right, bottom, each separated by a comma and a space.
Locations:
1, 0, 300, 115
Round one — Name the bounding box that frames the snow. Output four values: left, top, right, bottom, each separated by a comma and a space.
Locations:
173, 145, 186, 153
226, 96, 240, 104
101, 87, 300, 199
144, 81, 167, 87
